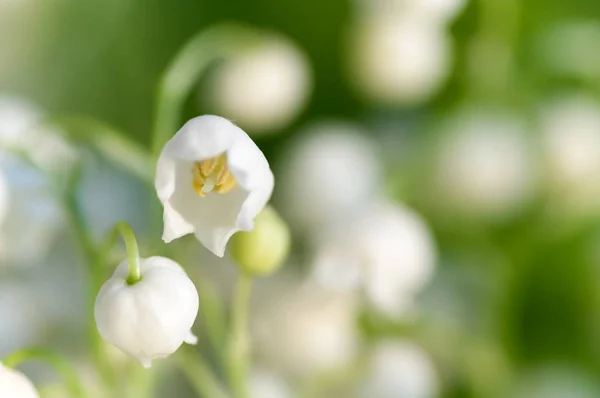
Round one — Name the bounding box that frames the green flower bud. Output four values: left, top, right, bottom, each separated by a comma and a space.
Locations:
229, 206, 291, 276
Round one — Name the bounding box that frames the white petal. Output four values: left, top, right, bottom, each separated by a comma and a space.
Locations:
184, 330, 198, 345
155, 115, 273, 256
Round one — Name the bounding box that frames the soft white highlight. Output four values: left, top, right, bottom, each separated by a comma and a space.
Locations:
350, 14, 451, 104
313, 201, 436, 318
252, 276, 359, 378
359, 340, 439, 398
433, 109, 535, 219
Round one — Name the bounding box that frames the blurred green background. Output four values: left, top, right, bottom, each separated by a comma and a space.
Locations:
2, 0, 600, 397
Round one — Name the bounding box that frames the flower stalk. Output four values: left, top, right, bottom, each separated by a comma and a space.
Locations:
227, 272, 253, 398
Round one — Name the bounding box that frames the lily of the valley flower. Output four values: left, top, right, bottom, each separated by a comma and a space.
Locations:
94, 256, 199, 368
156, 115, 274, 257
0, 363, 39, 398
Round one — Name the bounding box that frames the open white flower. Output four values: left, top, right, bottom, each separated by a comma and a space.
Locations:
0, 363, 39, 398
156, 115, 274, 257
94, 256, 199, 368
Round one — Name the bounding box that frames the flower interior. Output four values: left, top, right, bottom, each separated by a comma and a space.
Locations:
192, 153, 237, 197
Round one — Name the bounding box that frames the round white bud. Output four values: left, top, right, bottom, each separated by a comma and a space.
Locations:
94, 256, 199, 368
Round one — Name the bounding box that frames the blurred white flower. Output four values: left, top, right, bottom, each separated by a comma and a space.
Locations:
349, 14, 452, 104
359, 340, 439, 398
276, 122, 381, 239
252, 276, 359, 378
0, 96, 78, 173
539, 95, 600, 212
0, 363, 39, 398
249, 369, 292, 398
432, 109, 535, 219
356, 0, 466, 25
313, 201, 436, 318
94, 256, 199, 368
0, 154, 64, 265
209, 35, 311, 134
155, 115, 274, 257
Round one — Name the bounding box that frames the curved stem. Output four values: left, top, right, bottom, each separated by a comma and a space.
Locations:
227, 272, 253, 398
3, 348, 86, 398
106, 221, 142, 285
151, 23, 262, 157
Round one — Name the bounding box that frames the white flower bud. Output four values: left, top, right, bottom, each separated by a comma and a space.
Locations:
0, 363, 39, 398
94, 256, 199, 368
209, 35, 311, 134
432, 108, 535, 219
349, 14, 452, 104
276, 122, 381, 238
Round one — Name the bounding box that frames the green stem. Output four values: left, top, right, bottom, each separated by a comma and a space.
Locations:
3, 348, 86, 398
227, 273, 253, 398
151, 23, 262, 158
177, 349, 229, 398
108, 221, 142, 285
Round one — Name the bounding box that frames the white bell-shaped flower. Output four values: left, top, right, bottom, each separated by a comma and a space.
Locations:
209, 35, 311, 134
94, 256, 199, 368
155, 115, 274, 257
0, 363, 39, 398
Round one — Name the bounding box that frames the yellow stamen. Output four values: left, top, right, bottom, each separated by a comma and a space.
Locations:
192, 154, 237, 197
